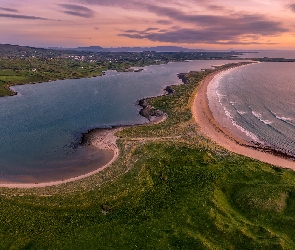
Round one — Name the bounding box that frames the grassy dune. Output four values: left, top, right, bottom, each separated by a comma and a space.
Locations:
1, 66, 295, 249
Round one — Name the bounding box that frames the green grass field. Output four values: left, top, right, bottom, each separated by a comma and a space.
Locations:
1, 66, 295, 249
0, 58, 107, 96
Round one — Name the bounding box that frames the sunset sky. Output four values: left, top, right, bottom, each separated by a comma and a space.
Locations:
1, 0, 295, 49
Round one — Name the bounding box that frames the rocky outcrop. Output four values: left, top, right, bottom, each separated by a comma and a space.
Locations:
138, 98, 164, 121
164, 86, 175, 94
177, 73, 189, 84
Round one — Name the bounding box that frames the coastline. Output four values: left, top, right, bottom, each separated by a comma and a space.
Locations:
0, 128, 121, 188
3, 61, 295, 189
0, 103, 167, 188
192, 65, 295, 169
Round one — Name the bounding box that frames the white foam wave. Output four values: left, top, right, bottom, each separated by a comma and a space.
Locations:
222, 107, 262, 143
252, 111, 273, 125
216, 91, 226, 98
209, 64, 263, 144
275, 115, 293, 122
224, 108, 233, 119
231, 120, 262, 143
237, 110, 247, 115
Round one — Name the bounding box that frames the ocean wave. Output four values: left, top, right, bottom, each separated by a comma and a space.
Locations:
237, 110, 247, 115
216, 91, 226, 98
224, 109, 233, 119
275, 115, 293, 122
222, 107, 262, 143
231, 120, 263, 143
252, 111, 273, 125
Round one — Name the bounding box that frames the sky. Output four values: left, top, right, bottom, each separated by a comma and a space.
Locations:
1, 0, 295, 49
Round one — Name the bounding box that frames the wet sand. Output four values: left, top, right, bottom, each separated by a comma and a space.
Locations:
192, 67, 295, 169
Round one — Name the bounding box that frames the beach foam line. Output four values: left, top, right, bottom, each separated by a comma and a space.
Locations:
192, 64, 295, 170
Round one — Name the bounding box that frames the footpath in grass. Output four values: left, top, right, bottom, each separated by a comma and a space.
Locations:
1, 64, 295, 249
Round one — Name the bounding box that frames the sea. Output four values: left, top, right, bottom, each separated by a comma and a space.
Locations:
239, 50, 295, 59
208, 62, 295, 157
0, 60, 237, 182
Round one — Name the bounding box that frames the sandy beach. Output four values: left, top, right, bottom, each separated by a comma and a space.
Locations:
0, 109, 167, 189
192, 66, 295, 170
0, 128, 121, 188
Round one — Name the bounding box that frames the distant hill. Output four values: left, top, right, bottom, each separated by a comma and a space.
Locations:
54, 46, 206, 52
0, 43, 48, 55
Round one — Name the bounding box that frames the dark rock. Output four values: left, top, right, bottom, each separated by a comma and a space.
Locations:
139, 106, 152, 120
138, 99, 149, 108
164, 86, 175, 94
177, 73, 188, 84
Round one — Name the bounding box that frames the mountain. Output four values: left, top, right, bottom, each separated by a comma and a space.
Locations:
59, 46, 205, 52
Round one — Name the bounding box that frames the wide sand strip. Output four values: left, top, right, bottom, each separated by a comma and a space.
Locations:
192, 67, 295, 170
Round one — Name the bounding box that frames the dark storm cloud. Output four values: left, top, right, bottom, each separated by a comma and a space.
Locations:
0, 13, 50, 20
59, 4, 95, 18
0, 7, 18, 13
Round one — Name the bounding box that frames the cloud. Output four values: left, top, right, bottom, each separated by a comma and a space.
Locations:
116, 3, 288, 45
0, 13, 50, 20
156, 20, 173, 25
287, 3, 295, 12
59, 4, 95, 18
0, 7, 18, 13
119, 27, 278, 45
144, 27, 159, 32
74, 0, 228, 13
119, 13, 288, 45
73, 0, 288, 45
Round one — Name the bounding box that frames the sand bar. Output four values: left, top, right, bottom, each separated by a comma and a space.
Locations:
192, 65, 295, 169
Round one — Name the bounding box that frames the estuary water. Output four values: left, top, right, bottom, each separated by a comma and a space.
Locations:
208, 62, 295, 157
0, 60, 235, 182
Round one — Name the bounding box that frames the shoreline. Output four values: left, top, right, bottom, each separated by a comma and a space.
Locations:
0, 128, 121, 188
192, 64, 295, 169
3, 61, 294, 188
0, 107, 167, 189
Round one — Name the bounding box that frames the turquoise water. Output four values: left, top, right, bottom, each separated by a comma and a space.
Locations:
208, 62, 295, 157
0, 60, 236, 181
